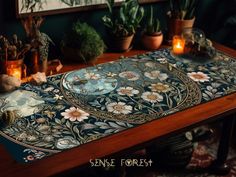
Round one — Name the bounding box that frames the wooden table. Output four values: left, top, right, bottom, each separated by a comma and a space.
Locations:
0, 43, 236, 177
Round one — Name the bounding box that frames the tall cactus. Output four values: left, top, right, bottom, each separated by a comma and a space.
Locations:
168, 0, 197, 20
144, 6, 161, 35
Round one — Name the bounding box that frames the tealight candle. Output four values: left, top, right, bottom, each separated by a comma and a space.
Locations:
7, 64, 22, 80
172, 35, 185, 55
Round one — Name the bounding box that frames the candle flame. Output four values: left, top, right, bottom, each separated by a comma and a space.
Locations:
176, 42, 182, 48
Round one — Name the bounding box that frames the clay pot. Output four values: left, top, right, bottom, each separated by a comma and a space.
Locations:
141, 32, 163, 50
168, 17, 195, 41
109, 34, 134, 52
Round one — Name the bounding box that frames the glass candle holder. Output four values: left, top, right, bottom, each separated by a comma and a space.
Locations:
6, 60, 23, 80
172, 35, 185, 55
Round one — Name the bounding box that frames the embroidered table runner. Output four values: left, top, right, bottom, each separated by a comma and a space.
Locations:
0, 49, 235, 163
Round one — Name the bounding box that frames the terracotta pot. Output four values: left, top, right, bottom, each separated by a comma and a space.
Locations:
109, 34, 134, 52
61, 46, 97, 64
141, 32, 163, 50
168, 17, 195, 41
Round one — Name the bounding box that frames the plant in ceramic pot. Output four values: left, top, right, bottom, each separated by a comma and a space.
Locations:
167, 0, 197, 41
102, 0, 144, 52
61, 21, 106, 63
141, 6, 163, 50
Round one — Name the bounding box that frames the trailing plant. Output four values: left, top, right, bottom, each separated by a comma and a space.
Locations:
143, 6, 161, 36
102, 0, 144, 37
167, 0, 197, 20
61, 21, 106, 62
0, 34, 30, 61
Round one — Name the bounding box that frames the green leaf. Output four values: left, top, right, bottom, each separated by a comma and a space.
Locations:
119, 7, 126, 24
73, 126, 81, 135
54, 118, 61, 124
66, 120, 71, 128
136, 7, 144, 24
106, 0, 115, 14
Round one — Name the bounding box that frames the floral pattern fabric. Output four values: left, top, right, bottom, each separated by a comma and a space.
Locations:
0, 48, 235, 163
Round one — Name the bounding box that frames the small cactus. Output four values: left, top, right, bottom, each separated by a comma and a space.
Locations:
144, 6, 161, 36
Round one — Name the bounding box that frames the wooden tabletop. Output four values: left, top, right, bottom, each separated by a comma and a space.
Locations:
1, 43, 236, 177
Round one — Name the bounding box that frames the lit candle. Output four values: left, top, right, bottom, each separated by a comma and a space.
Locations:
7, 65, 22, 80
172, 35, 185, 55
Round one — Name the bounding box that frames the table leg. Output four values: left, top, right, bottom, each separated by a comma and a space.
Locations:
209, 114, 235, 175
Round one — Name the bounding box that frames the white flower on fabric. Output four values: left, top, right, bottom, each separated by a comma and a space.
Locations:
220, 69, 229, 74
44, 87, 54, 92
149, 83, 171, 93
117, 87, 139, 96
157, 58, 168, 64
54, 94, 63, 100
203, 83, 223, 100
106, 102, 132, 114
187, 72, 210, 82
106, 72, 117, 77
119, 71, 140, 81
145, 62, 156, 68
84, 72, 100, 80
61, 107, 89, 122
141, 92, 163, 103
144, 70, 168, 81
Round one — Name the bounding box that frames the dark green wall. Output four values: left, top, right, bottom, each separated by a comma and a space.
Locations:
1, 0, 235, 57
0, 1, 168, 58
195, 0, 236, 49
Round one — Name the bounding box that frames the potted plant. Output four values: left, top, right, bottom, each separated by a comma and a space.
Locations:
141, 6, 163, 50
102, 0, 144, 52
0, 35, 30, 78
61, 21, 106, 63
167, 0, 197, 41
21, 15, 53, 74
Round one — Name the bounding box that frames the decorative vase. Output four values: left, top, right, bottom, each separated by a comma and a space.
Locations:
109, 34, 134, 52
168, 17, 195, 42
141, 32, 163, 50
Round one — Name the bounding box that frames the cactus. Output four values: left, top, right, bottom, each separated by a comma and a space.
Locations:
102, 0, 144, 37
144, 6, 161, 36
168, 0, 197, 20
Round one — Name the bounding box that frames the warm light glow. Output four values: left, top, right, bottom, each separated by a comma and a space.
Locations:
172, 35, 185, 55
7, 65, 22, 80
